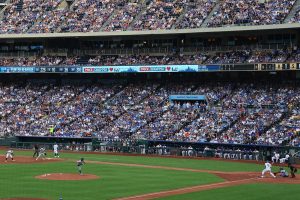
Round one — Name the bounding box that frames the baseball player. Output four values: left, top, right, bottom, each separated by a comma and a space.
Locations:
274, 167, 289, 177
5, 149, 15, 162
253, 149, 259, 161
77, 158, 85, 175
53, 143, 59, 158
33, 144, 39, 158
235, 148, 242, 160
188, 146, 193, 157
288, 163, 298, 178
271, 152, 280, 163
261, 161, 276, 178
36, 147, 47, 161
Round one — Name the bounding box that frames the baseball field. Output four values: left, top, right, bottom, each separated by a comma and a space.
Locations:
0, 149, 299, 200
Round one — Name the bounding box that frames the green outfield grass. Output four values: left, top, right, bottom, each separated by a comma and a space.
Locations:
157, 184, 300, 200
0, 161, 222, 200
0, 150, 298, 200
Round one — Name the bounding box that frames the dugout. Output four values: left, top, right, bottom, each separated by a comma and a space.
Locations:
84, 142, 93, 151
11, 136, 93, 151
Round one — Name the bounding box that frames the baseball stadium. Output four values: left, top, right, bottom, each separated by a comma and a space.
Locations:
1, 0, 300, 199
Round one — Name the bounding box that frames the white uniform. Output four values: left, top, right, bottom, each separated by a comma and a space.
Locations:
236, 149, 242, 160
280, 154, 290, 163
53, 144, 59, 158
261, 162, 276, 178
272, 152, 280, 163
5, 150, 14, 161
253, 150, 259, 161
157, 144, 162, 155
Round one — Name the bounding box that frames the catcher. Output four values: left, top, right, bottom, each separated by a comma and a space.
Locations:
288, 163, 298, 178
77, 158, 85, 175
274, 167, 289, 177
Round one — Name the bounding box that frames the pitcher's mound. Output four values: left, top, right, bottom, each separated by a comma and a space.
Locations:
35, 173, 99, 180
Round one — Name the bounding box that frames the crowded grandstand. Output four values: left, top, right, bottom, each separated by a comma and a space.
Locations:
0, 0, 299, 151
0, 0, 299, 33
0, 75, 299, 147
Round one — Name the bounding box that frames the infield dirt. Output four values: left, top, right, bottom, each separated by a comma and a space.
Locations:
0, 155, 62, 164
35, 173, 100, 180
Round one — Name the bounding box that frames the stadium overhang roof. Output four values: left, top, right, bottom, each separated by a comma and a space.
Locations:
0, 23, 299, 39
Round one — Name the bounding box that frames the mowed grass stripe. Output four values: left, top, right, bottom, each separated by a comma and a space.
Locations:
0, 160, 223, 200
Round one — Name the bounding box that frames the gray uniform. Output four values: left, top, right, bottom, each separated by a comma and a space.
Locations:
36, 148, 46, 160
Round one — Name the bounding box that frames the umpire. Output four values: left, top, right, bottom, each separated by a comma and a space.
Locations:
288, 163, 298, 178
33, 144, 39, 158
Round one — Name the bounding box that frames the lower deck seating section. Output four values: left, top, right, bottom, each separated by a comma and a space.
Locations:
4, 84, 85, 136
175, 109, 241, 142
265, 103, 300, 146
53, 84, 123, 137
99, 84, 165, 137
0, 80, 299, 147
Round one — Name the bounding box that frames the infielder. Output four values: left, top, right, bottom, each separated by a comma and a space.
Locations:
5, 149, 15, 162
77, 158, 85, 175
53, 143, 59, 158
261, 161, 276, 178
36, 147, 47, 160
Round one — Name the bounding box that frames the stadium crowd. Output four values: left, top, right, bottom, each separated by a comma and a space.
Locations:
103, 1, 142, 31
0, 0, 299, 148
132, 0, 184, 30
1, 48, 300, 66
0, 81, 299, 147
0, 0, 62, 34
0, 0, 298, 34
289, 7, 300, 23
207, 0, 295, 27
175, 0, 215, 29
